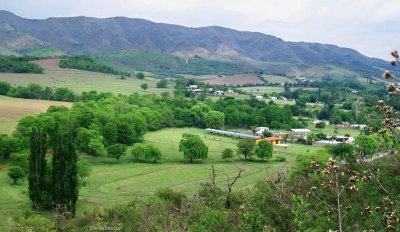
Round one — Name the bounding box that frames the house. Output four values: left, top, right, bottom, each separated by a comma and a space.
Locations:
192, 89, 203, 93
214, 90, 225, 96
290, 128, 311, 141
207, 88, 214, 93
351, 90, 359, 94
311, 119, 330, 125
187, 85, 198, 91
270, 96, 277, 100
313, 140, 342, 147
256, 137, 282, 145
352, 124, 367, 130
336, 122, 351, 129
225, 89, 236, 94
255, 95, 263, 99
255, 127, 269, 135
205, 128, 260, 139
335, 136, 355, 144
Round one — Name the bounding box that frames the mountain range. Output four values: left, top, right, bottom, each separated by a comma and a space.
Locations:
0, 10, 391, 77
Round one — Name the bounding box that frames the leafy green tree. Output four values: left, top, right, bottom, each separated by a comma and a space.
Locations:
355, 134, 380, 157
101, 122, 118, 146
307, 133, 318, 145
0, 81, 11, 95
326, 143, 355, 162
255, 140, 273, 162
107, 143, 127, 163
179, 134, 208, 163
141, 83, 148, 91
77, 159, 92, 184
28, 128, 48, 210
191, 103, 211, 128
0, 134, 21, 160
42, 87, 54, 100
145, 144, 162, 163
222, 148, 234, 159
156, 79, 168, 88
315, 122, 326, 129
131, 143, 146, 161
204, 111, 225, 129
136, 72, 145, 79
8, 166, 25, 184
237, 138, 255, 160
10, 153, 29, 173
76, 128, 106, 156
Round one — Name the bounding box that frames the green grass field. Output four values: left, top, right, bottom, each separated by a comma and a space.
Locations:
309, 124, 361, 137
0, 60, 174, 95
0, 127, 320, 230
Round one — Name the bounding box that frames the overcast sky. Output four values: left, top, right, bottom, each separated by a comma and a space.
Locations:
2, 0, 399, 60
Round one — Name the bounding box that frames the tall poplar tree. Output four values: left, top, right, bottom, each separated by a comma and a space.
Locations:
51, 123, 79, 216
28, 127, 48, 210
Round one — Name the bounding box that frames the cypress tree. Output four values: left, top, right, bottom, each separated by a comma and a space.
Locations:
28, 127, 48, 210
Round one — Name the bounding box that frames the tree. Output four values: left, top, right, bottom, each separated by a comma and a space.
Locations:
237, 138, 255, 160
51, 124, 79, 216
156, 79, 168, 88
179, 134, 208, 163
136, 72, 145, 79
307, 133, 318, 145
0, 134, 21, 160
355, 134, 379, 158
77, 159, 92, 184
107, 143, 127, 163
131, 143, 146, 161
8, 166, 25, 184
204, 111, 225, 129
10, 153, 29, 173
141, 83, 148, 91
28, 128, 48, 210
76, 128, 106, 156
315, 122, 326, 129
145, 144, 162, 163
255, 140, 273, 162
326, 143, 355, 162
221, 148, 234, 159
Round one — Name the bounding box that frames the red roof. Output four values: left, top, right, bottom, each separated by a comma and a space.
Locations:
263, 137, 281, 141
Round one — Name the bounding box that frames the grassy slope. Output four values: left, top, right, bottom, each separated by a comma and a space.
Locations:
0, 60, 174, 95
0, 128, 319, 230
0, 96, 72, 134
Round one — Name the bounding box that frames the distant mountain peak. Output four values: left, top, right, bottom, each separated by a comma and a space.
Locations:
0, 11, 391, 76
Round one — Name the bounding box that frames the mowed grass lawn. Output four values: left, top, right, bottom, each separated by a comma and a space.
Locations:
79, 128, 318, 207
0, 64, 174, 96
0, 96, 72, 134
0, 127, 320, 230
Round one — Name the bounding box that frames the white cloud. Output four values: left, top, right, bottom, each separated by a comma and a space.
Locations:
2, 0, 399, 59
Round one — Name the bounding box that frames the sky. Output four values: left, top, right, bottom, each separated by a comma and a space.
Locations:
2, 0, 400, 60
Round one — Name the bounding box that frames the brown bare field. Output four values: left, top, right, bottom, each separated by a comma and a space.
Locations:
0, 96, 72, 134
184, 74, 264, 86
31, 58, 60, 69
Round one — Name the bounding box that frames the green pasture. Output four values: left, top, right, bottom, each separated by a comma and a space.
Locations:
0, 127, 321, 230
0, 68, 174, 96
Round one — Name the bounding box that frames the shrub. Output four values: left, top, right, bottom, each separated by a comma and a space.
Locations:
315, 122, 326, 129
156, 187, 186, 207
221, 148, 234, 159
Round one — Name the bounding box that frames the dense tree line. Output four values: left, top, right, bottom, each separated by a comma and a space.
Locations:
0, 82, 77, 102
0, 57, 44, 73
59, 56, 131, 77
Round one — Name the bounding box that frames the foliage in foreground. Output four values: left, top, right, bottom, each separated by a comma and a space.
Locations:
11, 152, 400, 231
